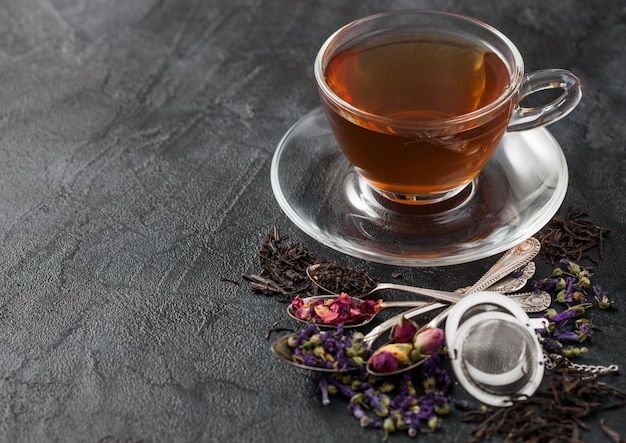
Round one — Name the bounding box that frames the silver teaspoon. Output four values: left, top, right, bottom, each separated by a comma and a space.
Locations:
456, 261, 536, 294
287, 289, 548, 329
306, 238, 540, 299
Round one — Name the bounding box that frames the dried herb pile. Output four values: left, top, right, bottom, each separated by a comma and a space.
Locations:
242, 227, 317, 302
537, 207, 609, 265
243, 226, 376, 302
308, 262, 377, 297
462, 365, 626, 442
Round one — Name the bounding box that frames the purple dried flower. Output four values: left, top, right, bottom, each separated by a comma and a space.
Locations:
575, 318, 595, 342
319, 377, 330, 405
556, 276, 583, 304
593, 284, 615, 309
533, 276, 564, 292
540, 337, 563, 353
553, 329, 580, 343
547, 304, 590, 324
423, 352, 452, 392
288, 323, 370, 370
348, 401, 375, 427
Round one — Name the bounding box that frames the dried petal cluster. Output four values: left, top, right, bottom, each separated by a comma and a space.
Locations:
291, 293, 382, 326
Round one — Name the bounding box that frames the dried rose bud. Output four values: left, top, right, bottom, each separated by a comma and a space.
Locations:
374, 343, 413, 365
412, 328, 444, 356
390, 316, 419, 343
369, 350, 399, 373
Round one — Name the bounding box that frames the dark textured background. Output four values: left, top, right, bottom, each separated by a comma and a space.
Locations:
1, 1, 625, 442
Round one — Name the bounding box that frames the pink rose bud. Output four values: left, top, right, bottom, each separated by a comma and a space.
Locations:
412, 327, 444, 355
390, 316, 419, 343
369, 350, 399, 373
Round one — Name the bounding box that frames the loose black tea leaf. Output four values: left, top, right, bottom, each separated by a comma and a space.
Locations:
220, 276, 240, 285
462, 365, 626, 443
244, 227, 378, 301
307, 262, 377, 297
600, 419, 622, 443
242, 226, 317, 302
537, 207, 610, 265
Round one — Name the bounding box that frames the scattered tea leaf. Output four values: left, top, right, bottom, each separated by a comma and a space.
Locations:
242, 227, 317, 301
537, 207, 609, 265
462, 366, 626, 443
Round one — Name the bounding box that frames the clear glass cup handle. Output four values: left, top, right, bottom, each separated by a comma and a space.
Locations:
507, 69, 583, 132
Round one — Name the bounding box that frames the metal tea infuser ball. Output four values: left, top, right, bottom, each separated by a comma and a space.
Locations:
445, 291, 548, 407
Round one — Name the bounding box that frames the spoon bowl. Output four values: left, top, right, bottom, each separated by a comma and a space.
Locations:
271, 334, 356, 373
288, 295, 441, 329
287, 288, 549, 329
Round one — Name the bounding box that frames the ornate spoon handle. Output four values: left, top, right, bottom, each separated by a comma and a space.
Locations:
466, 237, 540, 294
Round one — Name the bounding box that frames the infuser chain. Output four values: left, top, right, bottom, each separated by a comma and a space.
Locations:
544, 353, 620, 376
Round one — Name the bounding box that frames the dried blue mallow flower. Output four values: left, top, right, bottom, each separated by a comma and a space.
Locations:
288, 323, 370, 370
593, 284, 615, 309
318, 349, 451, 440
575, 318, 595, 342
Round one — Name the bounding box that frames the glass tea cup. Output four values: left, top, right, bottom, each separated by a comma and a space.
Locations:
314, 10, 582, 205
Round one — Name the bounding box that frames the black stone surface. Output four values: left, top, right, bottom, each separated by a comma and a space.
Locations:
1, 1, 625, 442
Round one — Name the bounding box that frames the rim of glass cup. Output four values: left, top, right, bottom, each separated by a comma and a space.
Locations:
314, 9, 526, 132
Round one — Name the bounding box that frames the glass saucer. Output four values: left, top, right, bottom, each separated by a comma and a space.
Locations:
270, 107, 568, 267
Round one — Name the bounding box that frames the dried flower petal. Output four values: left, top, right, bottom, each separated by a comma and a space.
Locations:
553, 329, 580, 343
290, 293, 382, 326
314, 304, 340, 324
593, 284, 615, 310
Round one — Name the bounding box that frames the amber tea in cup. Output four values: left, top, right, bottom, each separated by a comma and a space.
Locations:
315, 10, 582, 204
